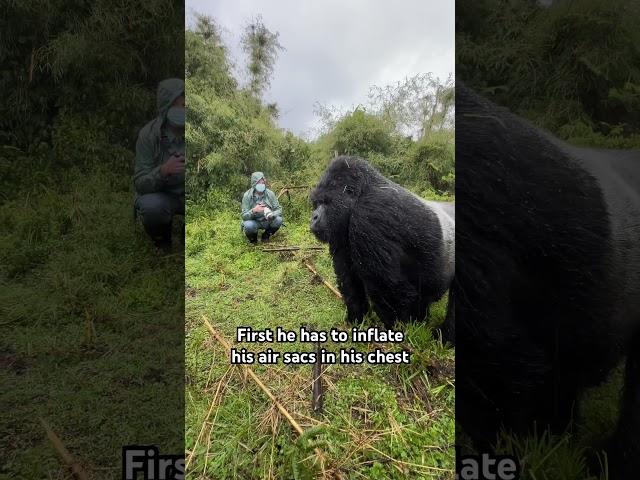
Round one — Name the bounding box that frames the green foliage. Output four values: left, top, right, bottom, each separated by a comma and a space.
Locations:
186, 14, 455, 199
1, 166, 184, 476
186, 83, 283, 196
411, 130, 456, 193
277, 131, 312, 174
1, 0, 183, 149
186, 15, 287, 200
457, 0, 640, 146
241, 16, 285, 98
329, 108, 395, 157
185, 193, 455, 479
368, 73, 455, 138
51, 110, 133, 168
185, 18, 237, 97
1, 2, 185, 475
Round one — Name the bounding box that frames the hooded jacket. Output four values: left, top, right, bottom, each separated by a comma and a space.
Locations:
241, 172, 283, 221
134, 78, 185, 195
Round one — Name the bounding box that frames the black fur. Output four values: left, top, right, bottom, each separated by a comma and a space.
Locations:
455, 83, 640, 478
310, 156, 454, 329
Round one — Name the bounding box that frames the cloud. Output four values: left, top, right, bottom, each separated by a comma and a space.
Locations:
187, 0, 454, 138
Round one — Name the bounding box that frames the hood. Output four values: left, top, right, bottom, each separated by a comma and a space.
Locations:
156, 78, 184, 118
250, 171, 265, 188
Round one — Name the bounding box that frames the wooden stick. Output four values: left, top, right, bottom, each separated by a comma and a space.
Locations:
40, 419, 89, 480
202, 318, 305, 436
185, 366, 232, 471
262, 246, 324, 252
202, 318, 335, 476
276, 185, 311, 199
312, 338, 324, 414
303, 261, 343, 299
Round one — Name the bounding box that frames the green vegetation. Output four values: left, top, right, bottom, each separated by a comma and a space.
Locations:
1, 166, 184, 478
185, 14, 455, 479
185, 194, 454, 479
457, 0, 640, 149
1, 1, 184, 477
457, 0, 638, 477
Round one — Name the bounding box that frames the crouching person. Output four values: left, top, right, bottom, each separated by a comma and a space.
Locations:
134, 78, 185, 249
241, 172, 283, 243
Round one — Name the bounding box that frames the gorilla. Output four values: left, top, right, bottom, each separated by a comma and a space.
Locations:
455, 83, 640, 479
309, 156, 455, 329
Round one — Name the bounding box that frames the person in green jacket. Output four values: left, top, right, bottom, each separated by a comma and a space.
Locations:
134, 78, 185, 248
241, 172, 283, 243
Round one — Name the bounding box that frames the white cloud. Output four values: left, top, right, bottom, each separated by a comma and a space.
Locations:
187, 0, 454, 138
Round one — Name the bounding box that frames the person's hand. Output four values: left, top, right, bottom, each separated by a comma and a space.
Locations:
160, 153, 185, 177
252, 205, 265, 214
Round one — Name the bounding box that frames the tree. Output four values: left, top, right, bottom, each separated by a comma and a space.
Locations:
186, 14, 236, 97
330, 108, 394, 157
367, 73, 455, 139
240, 16, 284, 98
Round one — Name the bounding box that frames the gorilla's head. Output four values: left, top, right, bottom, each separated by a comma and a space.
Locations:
309, 156, 377, 243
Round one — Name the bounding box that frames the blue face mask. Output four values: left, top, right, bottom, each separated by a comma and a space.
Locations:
167, 107, 185, 127
255, 183, 266, 193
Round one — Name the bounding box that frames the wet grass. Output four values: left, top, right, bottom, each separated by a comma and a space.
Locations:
0, 166, 184, 479
185, 186, 455, 479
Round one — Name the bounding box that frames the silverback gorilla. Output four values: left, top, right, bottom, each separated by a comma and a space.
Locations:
456, 83, 640, 479
309, 156, 455, 329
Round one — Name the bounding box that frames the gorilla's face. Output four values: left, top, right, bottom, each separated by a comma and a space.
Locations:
310, 156, 367, 244
309, 191, 355, 244
310, 203, 329, 242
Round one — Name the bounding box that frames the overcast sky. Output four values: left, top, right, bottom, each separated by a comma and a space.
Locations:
187, 0, 454, 139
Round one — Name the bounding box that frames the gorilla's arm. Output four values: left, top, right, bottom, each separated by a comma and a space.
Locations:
331, 245, 369, 322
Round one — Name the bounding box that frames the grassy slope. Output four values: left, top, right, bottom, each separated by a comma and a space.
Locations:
185, 186, 455, 479
0, 167, 184, 479
489, 366, 623, 480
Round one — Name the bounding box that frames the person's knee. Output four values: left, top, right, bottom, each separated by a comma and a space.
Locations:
269, 216, 283, 229
136, 193, 173, 228
243, 220, 259, 234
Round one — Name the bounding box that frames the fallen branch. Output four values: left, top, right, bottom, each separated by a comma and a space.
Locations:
185, 366, 232, 471
303, 261, 343, 300
262, 246, 324, 252
202, 318, 336, 476
40, 419, 89, 480
202, 317, 305, 435
277, 185, 311, 199
312, 336, 324, 414
277, 185, 310, 190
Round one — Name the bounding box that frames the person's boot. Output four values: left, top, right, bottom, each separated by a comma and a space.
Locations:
246, 232, 258, 244
261, 227, 279, 242
146, 224, 172, 251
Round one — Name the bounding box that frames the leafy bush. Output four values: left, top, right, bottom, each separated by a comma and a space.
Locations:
329, 108, 395, 157
411, 130, 455, 193
457, 0, 640, 145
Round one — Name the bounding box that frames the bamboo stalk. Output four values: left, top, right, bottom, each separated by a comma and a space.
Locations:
40, 419, 89, 480
202, 318, 337, 476
185, 366, 232, 471
303, 261, 343, 299
262, 246, 324, 252
312, 338, 324, 414
202, 318, 305, 435
276, 185, 311, 199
